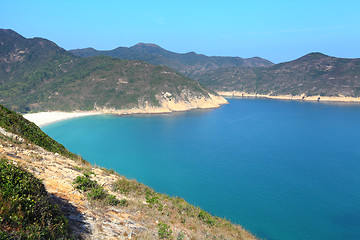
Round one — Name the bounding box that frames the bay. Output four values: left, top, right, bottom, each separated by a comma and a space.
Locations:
43, 98, 360, 240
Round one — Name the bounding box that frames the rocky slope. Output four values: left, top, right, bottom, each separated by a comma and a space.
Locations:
0, 29, 226, 113
196, 53, 360, 99
0, 104, 256, 239
70, 43, 273, 78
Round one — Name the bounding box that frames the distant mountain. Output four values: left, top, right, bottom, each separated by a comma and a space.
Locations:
0, 29, 226, 113
0, 28, 74, 83
196, 53, 360, 97
70, 43, 273, 77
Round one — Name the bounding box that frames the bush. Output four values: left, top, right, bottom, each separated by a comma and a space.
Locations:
0, 104, 78, 160
198, 210, 216, 226
73, 175, 96, 191
145, 190, 160, 205
0, 158, 71, 239
73, 173, 126, 207
158, 222, 173, 239
117, 198, 129, 207
87, 186, 107, 200
104, 195, 128, 207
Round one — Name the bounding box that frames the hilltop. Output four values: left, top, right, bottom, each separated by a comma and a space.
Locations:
196, 53, 360, 99
0, 29, 226, 113
70, 43, 273, 78
0, 104, 256, 239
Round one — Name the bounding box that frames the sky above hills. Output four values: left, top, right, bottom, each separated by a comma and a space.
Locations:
1, 0, 359, 63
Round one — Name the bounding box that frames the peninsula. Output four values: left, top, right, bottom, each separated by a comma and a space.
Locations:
0, 29, 226, 114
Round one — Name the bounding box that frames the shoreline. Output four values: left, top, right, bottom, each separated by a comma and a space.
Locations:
23, 90, 360, 127
23, 111, 103, 127
218, 91, 360, 103
23, 94, 228, 127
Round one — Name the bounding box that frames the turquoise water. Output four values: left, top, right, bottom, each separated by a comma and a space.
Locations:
43, 99, 360, 240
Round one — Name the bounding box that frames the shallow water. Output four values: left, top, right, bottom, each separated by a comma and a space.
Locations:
43, 99, 360, 240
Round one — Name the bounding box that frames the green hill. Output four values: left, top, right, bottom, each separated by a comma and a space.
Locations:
196, 53, 360, 97
0, 105, 76, 239
0, 104, 77, 159
0, 29, 225, 113
70, 43, 273, 78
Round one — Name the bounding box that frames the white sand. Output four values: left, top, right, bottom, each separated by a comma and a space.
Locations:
23, 112, 102, 127
22, 95, 228, 127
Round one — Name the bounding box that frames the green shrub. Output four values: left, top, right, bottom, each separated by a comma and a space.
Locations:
0, 231, 9, 240
145, 190, 159, 205
104, 195, 128, 207
158, 222, 173, 239
117, 198, 129, 207
87, 186, 107, 200
104, 194, 120, 206
73, 175, 96, 191
0, 104, 78, 160
198, 210, 216, 226
0, 158, 71, 239
73, 173, 126, 207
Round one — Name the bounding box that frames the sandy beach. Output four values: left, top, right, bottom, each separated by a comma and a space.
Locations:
23, 112, 102, 127
23, 90, 360, 127
218, 91, 360, 103
22, 94, 228, 127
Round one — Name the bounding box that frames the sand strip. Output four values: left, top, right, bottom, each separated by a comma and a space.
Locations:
23, 112, 102, 127
22, 94, 228, 127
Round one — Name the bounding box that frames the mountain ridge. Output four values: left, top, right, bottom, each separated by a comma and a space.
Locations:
0, 29, 226, 113
196, 52, 360, 98
70, 43, 274, 77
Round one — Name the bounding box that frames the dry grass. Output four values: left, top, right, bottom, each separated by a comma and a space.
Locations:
108, 172, 256, 240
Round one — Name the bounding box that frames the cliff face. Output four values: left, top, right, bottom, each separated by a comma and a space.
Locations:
98, 92, 228, 115
0, 104, 255, 239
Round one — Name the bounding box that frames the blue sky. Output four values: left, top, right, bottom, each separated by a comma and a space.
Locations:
1, 0, 359, 63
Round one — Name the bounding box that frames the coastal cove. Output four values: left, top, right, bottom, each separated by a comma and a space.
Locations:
42, 98, 360, 240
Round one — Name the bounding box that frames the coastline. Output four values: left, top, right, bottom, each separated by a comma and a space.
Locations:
23, 111, 102, 127
24, 89, 360, 127
218, 91, 360, 103
23, 94, 228, 127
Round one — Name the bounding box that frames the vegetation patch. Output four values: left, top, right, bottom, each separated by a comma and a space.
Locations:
73, 173, 127, 207
114, 178, 147, 195
198, 210, 216, 226
0, 158, 72, 239
112, 176, 251, 239
1, 30, 218, 113
0, 105, 78, 160
157, 222, 173, 239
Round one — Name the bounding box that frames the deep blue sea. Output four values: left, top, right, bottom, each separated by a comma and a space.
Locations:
43, 98, 360, 240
